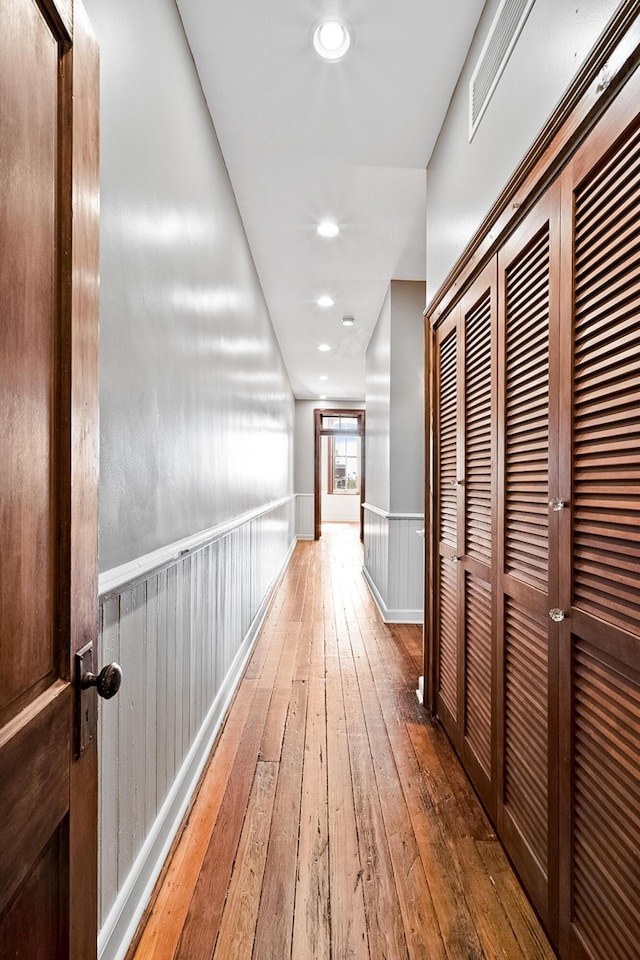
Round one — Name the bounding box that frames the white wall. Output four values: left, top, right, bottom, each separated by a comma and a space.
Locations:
390, 281, 426, 513
84, 1, 296, 956
426, 0, 619, 300
87, 0, 294, 573
364, 291, 392, 513
363, 281, 425, 622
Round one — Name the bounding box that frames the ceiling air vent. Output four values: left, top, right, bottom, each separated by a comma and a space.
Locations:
469, 0, 536, 141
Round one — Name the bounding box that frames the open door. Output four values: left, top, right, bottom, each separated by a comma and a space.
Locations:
0, 1, 102, 956
314, 408, 366, 540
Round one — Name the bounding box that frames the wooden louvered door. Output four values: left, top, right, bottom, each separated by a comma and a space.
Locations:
495, 188, 561, 936
557, 69, 640, 960
459, 265, 497, 813
434, 308, 462, 744
433, 264, 497, 814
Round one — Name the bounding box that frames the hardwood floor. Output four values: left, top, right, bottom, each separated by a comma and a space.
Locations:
130, 523, 555, 960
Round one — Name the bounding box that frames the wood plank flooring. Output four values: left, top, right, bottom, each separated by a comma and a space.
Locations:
130, 523, 555, 960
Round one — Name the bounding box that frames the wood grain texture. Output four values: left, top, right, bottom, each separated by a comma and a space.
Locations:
130, 524, 553, 960
212, 761, 278, 959
0, 0, 99, 956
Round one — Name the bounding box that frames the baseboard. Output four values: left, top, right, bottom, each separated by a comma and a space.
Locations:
296, 534, 315, 540
361, 565, 423, 624
98, 535, 296, 960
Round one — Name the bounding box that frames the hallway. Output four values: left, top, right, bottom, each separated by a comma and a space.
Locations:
130, 524, 554, 960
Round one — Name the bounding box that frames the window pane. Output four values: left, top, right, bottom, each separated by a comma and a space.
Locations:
321, 416, 340, 429
339, 417, 358, 430
346, 437, 358, 456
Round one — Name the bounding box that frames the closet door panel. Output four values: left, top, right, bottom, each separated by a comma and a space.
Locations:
460, 267, 497, 810
496, 192, 560, 934
464, 289, 494, 567
558, 74, 640, 960
463, 572, 492, 780
437, 555, 459, 723
503, 224, 551, 593
433, 263, 496, 786
434, 313, 461, 741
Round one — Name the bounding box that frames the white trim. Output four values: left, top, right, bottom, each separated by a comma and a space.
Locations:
99, 495, 294, 598
362, 502, 424, 521
362, 566, 423, 624
98, 535, 296, 960
416, 675, 424, 705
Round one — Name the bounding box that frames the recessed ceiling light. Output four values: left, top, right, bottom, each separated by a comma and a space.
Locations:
312, 19, 352, 62
342, 316, 355, 326
319, 375, 329, 381
319, 394, 327, 400
318, 343, 331, 352
317, 221, 339, 239
317, 295, 334, 307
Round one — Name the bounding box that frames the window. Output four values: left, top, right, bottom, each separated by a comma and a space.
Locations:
320, 415, 359, 431
328, 435, 360, 494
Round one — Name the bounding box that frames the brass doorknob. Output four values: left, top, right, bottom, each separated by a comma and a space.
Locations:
81, 662, 122, 699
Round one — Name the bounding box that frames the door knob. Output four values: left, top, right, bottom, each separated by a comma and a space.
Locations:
548, 608, 565, 623
81, 662, 122, 699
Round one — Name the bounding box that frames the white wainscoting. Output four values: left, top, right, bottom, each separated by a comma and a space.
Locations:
97, 496, 295, 960
295, 492, 315, 539
362, 502, 424, 623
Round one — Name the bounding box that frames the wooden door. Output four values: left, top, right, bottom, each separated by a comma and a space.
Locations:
434, 304, 461, 743
433, 263, 497, 815
557, 66, 640, 960
0, 1, 100, 957
495, 187, 561, 937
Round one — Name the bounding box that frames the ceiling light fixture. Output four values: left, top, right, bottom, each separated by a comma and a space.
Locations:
342, 315, 355, 326
319, 375, 329, 381
317, 221, 339, 239
312, 19, 352, 62
319, 394, 327, 400
318, 343, 331, 352
317, 295, 334, 307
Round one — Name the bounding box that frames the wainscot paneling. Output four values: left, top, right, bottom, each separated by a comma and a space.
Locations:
295, 492, 315, 540
362, 503, 424, 623
97, 496, 295, 960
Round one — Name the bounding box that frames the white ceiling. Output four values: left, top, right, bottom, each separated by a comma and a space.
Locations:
176, 0, 486, 400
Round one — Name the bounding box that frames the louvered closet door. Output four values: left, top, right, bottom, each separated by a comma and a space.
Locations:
434, 309, 462, 746
433, 265, 497, 813
557, 70, 640, 960
459, 264, 497, 813
496, 189, 560, 935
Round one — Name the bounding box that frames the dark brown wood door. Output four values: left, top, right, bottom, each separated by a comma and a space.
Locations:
557, 66, 640, 960
433, 263, 497, 816
0, 1, 99, 957
495, 187, 561, 938
434, 306, 461, 743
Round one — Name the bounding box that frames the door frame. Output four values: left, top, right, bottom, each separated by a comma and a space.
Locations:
313, 408, 365, 540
